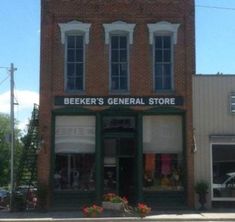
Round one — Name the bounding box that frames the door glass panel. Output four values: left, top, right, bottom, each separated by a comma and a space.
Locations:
104, 139, 117, 193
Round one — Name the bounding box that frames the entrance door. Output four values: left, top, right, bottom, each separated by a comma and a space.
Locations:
103, 137, 136, 202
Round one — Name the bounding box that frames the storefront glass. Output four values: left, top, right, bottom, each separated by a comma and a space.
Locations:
212, 144, 235, 199
142, 115, 184, 192
54, 116, 95, 191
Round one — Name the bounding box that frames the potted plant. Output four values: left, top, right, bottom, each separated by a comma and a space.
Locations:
194, 180, 209, 210
102, 193, 128, 210
82, 204, 103, 217
135, 203, 151, 218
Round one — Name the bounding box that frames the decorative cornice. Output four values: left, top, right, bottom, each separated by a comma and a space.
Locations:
103, 21, 136, 44
147, 21, 180, 44
58, 20, 91, 44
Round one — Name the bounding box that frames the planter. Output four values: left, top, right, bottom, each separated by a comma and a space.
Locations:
102, 201, 123, 210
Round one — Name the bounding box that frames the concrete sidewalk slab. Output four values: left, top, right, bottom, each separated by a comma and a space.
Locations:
1, 210, 235, 221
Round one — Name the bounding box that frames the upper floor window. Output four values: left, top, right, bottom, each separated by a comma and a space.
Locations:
110, 34, 128, 91
59, 21, 91, 92
148, 21, 180, 91
230, 94, 235, 113
103, 21, 135, 93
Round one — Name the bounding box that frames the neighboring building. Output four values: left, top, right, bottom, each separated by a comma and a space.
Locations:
193, 75, 235, 208
38, 0, 195, 209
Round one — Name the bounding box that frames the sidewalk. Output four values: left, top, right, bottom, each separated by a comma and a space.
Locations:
1, 209, 235, 222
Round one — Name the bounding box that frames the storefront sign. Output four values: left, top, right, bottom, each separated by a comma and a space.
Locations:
55, 96, 183, 106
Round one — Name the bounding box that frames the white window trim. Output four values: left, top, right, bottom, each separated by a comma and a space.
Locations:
103, 21, 136, 44
210, 142, 235, 201
148, 21, 180, 92
147, 21, 180, 45
59, 20, 91, 44
103, 21, 135, 93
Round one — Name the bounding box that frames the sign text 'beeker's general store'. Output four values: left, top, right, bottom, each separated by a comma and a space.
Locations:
55, 96, 184, 106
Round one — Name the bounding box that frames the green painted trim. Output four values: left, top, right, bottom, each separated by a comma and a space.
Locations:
53, 107, 94, 115
137, 113, 143, 202
95, 113, 102, 202
143, 107, 185, 114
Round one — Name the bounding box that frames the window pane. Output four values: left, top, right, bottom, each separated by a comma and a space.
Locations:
120, 64, 127, 77
111, 64, 119, 76
76, 63, 83, 77
155, 64, 163, 77
111, 77, 119, 90
164, 64, 171, 76
155, 50, 163, 63
67, 49, 75, 62
212, 145, 235, 198
67, 77, 75, 90
75, 77, 83, 90
163, 50, 171, 62
67, 36, 75, 48
111, 36, 119, 49
120, 36, 127, 49
67, 64, 75, 77
120, 77, 127, 90
76, 36, 83, 49
155, 77, 162, 90
155, 36, 163, 48
163, 36, 171, 48
76, 49, 83, 62
163, 76, 171, 90
111, 50, 119, 62
120, 50, 127, 62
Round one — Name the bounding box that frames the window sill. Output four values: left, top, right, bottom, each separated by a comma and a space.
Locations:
109, 91, 130, 95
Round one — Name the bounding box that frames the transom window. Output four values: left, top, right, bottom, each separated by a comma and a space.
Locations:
154, 35, 172, 90
66, 35, 84, 91
111, 35, 128, 91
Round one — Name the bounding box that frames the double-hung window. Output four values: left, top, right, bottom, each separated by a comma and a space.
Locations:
66, 35, 84, 91
148, 21, 180, 92
110, 35, 128, 90
59, 20, 91, 92
154, 35, 172, 90
103, 21, 135, 93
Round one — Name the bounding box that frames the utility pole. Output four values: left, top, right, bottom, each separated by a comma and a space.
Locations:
9, 63, 17, 211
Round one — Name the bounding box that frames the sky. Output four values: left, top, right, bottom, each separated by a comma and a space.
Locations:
0, 0, 235, 131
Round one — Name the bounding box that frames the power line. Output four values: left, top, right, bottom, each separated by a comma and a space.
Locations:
196, 5, 235, 11
0, 74, 10, 86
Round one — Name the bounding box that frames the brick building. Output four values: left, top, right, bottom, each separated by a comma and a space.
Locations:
38, 0, 195, 209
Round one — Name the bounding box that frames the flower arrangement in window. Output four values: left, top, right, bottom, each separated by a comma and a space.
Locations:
135, 203, 151, 218
82, 204, 103, 217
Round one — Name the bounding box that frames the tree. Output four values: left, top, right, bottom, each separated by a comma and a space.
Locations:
0, 113, 23, 187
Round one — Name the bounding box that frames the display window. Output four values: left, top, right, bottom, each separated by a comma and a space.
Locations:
212, 144, 235, 200
143, 115, 184, 192
54, 116, 96, 191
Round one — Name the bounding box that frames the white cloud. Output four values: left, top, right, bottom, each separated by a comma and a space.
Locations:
0, 90, 39, 131
0, 90, 39, 113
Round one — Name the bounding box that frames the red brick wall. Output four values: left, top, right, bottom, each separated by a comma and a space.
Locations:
39, 0, 195, 207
